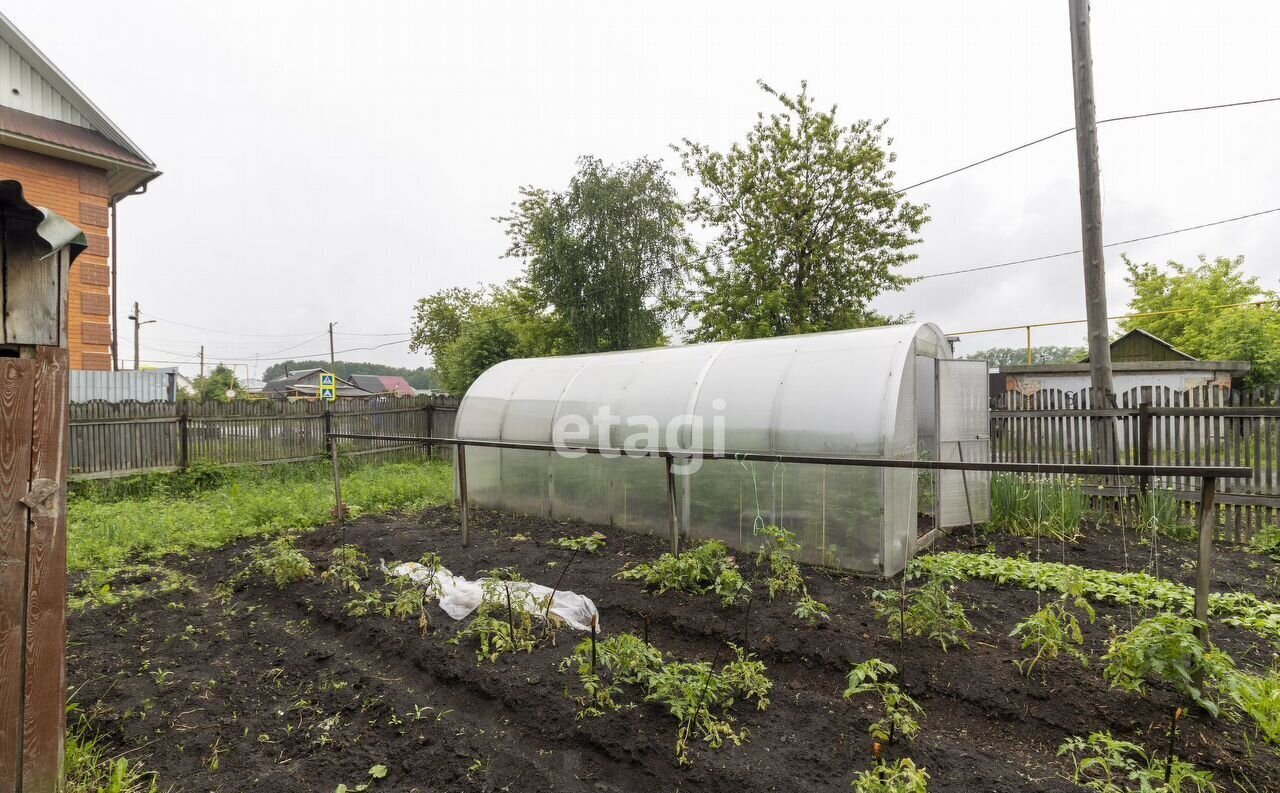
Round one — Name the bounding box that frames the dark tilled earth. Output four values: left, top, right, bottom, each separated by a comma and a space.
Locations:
69, 509, 1280, 792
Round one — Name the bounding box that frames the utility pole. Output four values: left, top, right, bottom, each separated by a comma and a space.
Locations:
1068, 0, 1116, 462
126, 301, 155, 371
329, 321, 336, 367
199, 345, 205, 378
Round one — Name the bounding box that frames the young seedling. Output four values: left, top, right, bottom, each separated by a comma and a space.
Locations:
618, 540, 750, 606
334, 763, 388, 792
1102, 613, 1234, 716
450, 569, 546, 663
752, 524, 830, 625
320, 545, 370, 593
849, 757, 930, 793
553, 532, 606, 554
238, 535, 313, 589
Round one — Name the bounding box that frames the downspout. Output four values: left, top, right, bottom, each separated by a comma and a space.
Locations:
109, 173, 160, 371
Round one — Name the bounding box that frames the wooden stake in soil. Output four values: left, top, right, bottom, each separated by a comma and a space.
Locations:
589, 614, 598, 674
1193, 477, 1217, 693
457, 444, 470, 547
1164, 706, 1183, 785
504, 584, 516, 649
543, 548, 580, 629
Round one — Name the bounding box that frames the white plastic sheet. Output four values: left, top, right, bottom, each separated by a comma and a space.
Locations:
388, 562, 600, 632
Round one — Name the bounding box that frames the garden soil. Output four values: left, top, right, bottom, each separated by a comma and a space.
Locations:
69, 508, 1280, 792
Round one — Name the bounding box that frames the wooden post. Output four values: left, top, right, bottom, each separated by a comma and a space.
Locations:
0, 180, 86, 792
177, 401, 190, 470
664, 453, 679, 555
1137, 399, 1153, 496
424, 401, 434, 459
1192, 473, 1213, 690
457, 444, 470, 547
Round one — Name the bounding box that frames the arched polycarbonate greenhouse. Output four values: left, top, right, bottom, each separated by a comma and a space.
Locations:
454, 322, 991, 576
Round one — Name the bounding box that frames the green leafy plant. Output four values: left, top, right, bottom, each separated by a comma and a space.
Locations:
793, 594, 831, 626
334, 763, 389, 792
320, 545, 369, 592
241, 535, 313, 589
560, 632, 664, 716
1132, 487, 1192, 541
873, 574, 973, 651
1057, 732, 1217, 792
1009, 575, 1096, 675
1102, 614, 1234, 716
912, 552, 1280, 647
560, 635, 772, 765
645, 644, 771, 765
989, 474, 1086, 541
65, 707, 161, 793
450, 570, 545, 663
1221, 666, 1280, 746
843, 659, 924, 743
618, 540, 749, 605
850, 758, 930, 793
554, 532, 607, 553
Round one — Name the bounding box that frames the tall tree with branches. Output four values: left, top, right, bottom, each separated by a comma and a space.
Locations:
497, 156, 691, 354
674, 81, 928, 342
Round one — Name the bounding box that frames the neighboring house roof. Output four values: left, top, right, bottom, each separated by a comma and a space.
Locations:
1080, 328, 1197, 364
0, 12, 159, 195
350, 374, 416, 396
262, 369, 373, 398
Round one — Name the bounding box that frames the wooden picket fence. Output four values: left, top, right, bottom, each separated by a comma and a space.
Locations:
68, 395, 459, 480
991, 385, 1280, 542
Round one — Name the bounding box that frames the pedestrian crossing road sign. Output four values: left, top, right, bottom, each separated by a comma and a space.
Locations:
320, 373, 335, 386
319, 372, 336, 401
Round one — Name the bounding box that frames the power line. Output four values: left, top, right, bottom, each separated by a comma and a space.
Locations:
894, 95, 1280, 194
144, 337, 414, 365
914, 206, 1280, 280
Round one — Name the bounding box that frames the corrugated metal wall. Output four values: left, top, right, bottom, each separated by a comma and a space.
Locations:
0, 38, 89, 127
70, 370, 174, 403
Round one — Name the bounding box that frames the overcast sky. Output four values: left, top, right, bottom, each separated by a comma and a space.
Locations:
9, 1, 1280, 378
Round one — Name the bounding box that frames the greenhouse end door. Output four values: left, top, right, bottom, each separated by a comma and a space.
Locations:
936, 359, 991, 531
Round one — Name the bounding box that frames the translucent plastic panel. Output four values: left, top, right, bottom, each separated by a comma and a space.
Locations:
461, 446, 501, 508
774, 326, 913, 456
882, 343, 919, 575
501, 357, 590, 442
455, 359, 537, 439
553, 355, 643, 448
498, 447, 550, 517
550, 452, 612, 526
689, 339, 805, 453
937, 359, 991, 528
685, 458, 756, 551
610, 454, 669, 537
609, 344, 726, 451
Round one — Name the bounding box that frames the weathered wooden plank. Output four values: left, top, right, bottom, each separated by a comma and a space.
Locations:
22, 347, 68, 790
0, 358, 35, 792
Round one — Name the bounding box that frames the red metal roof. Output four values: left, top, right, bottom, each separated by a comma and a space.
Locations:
375, 376, 416, 396
0, 105, 152, 168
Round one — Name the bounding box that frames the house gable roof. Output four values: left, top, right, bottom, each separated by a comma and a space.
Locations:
0, 12, 159, 194
1080, 328, 1197, 363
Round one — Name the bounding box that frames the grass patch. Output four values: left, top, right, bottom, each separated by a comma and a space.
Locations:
68, 459, 453, 574
66, 709, 162, 792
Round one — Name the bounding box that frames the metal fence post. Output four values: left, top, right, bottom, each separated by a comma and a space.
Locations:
457, 443, 470, 546
664, 453, 679, 555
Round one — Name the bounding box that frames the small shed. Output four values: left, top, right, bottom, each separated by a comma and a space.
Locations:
454, 323, 990, 576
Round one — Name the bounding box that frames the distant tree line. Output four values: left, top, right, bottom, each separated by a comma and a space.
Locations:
262, 360, 439, 390
964, 346, 1086, 367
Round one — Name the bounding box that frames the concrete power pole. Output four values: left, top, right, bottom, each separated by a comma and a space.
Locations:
329, 322, 336, 367
199, 345, 205, 378
1068, 0, 1116, 462
126, 301, 155, 371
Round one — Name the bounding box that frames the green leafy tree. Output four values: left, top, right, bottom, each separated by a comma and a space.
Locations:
189, 365, 242, 403
674, 81, 928, 342
409, 280, 568, 394
497, 156, 690, 353
1122, 254, 1280, 385
964, 346, 1086, 367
